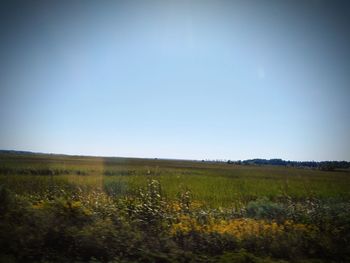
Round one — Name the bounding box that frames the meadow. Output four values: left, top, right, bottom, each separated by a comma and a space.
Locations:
1, 152, 350, 262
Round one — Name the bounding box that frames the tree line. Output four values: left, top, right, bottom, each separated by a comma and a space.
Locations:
226, 159, 350, 171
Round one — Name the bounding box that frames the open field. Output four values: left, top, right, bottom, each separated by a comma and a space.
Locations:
1, 152, 349, 206
1, 152, 350, 262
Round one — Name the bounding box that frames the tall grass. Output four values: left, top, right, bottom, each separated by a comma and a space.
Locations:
1, 153, 350, 262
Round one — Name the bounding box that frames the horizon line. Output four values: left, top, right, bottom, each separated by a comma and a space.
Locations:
1, 148, 349, 163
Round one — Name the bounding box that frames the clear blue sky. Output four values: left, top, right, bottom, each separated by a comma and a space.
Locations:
1, 0, 349, 161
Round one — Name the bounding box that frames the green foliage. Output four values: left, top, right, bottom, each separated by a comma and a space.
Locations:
246, 197, 286, 220
1, 153, 350, 262
127, 179, 171, 234
103, 179, 129, 196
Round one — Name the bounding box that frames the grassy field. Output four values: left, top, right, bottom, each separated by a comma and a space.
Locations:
1, 153, 349, 205
1, 152, 350, 262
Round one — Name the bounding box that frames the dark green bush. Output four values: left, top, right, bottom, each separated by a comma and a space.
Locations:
246, 197, 286, 222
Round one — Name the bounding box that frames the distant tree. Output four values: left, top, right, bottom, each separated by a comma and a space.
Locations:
319, 162, 336, 171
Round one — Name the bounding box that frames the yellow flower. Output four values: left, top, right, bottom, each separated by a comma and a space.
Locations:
32, 201, 44, 209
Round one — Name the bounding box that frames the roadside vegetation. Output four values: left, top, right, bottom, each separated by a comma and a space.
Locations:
0, 153, 349, 262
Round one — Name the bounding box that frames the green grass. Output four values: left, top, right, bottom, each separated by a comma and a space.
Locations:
1, 152, 350, 262
1, 153, 349, 206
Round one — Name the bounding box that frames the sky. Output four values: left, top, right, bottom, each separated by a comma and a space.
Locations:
0, 0, 350, 161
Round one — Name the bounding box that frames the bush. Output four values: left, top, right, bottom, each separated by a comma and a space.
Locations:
1, 181, 349, 262
246, 197, 286, 222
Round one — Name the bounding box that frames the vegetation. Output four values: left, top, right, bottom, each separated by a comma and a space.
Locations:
226, 158, 350, 171
0, 152, 349, 262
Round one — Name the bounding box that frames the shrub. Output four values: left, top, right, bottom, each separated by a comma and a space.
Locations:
246, 197, 286, 222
